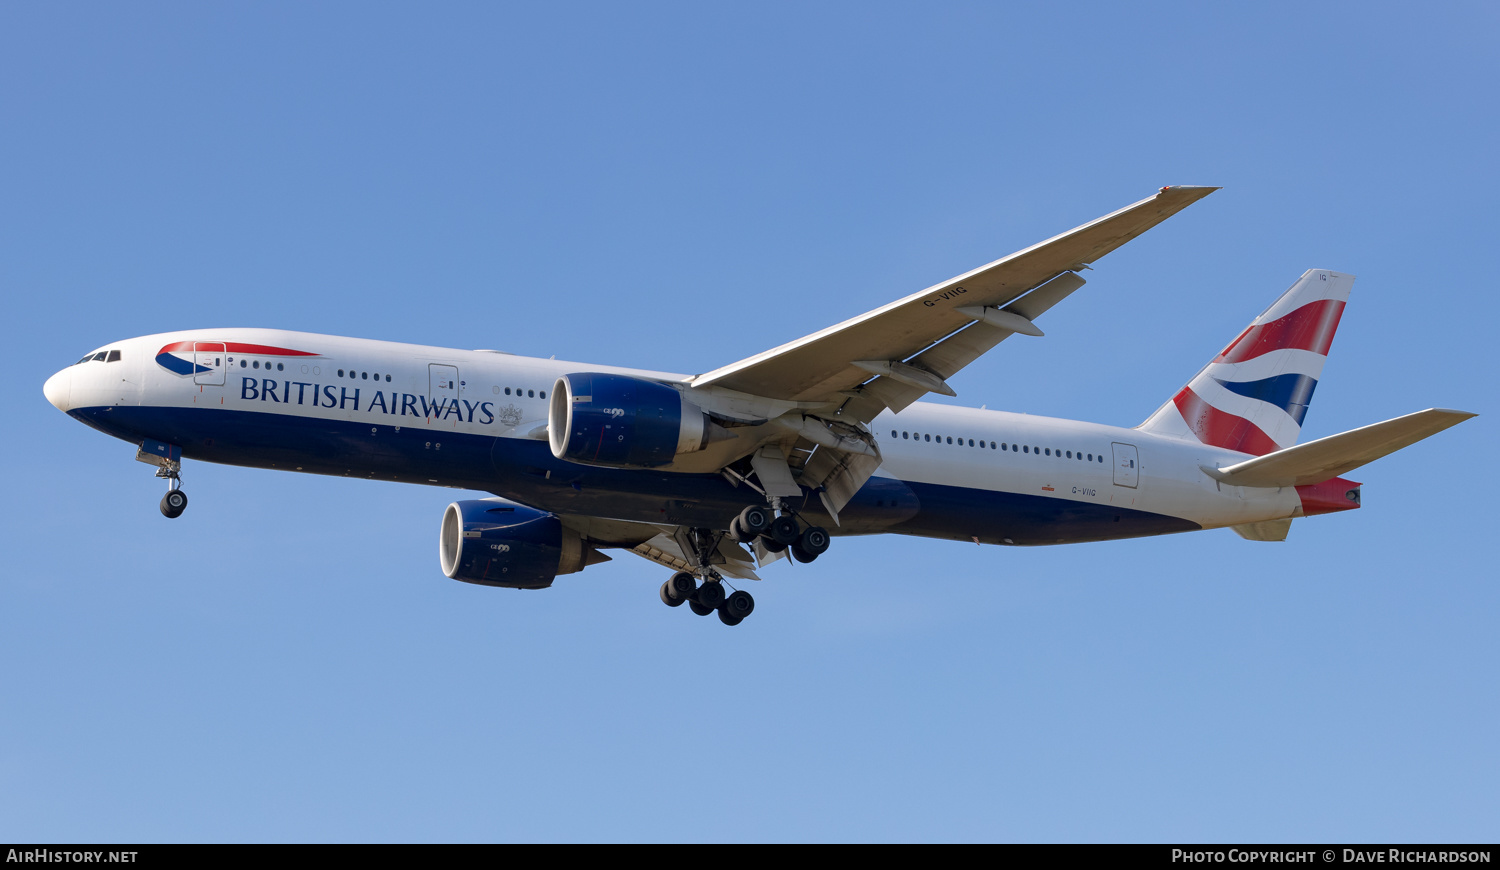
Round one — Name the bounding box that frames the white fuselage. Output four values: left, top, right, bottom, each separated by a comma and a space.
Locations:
46, 328, 1310, 546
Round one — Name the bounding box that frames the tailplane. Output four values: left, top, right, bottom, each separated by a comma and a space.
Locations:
1140, 269, 1353, 455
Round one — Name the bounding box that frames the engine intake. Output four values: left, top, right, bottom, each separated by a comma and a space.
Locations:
439, 499, 593, 589
549, 373, 724, 469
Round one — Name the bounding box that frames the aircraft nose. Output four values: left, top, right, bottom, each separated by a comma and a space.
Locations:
43, 368, 72, 412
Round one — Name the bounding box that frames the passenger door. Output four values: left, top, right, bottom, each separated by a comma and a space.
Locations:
429, 364, 459, 407
1111, 442, 1139, 488
193, 342, 226, 386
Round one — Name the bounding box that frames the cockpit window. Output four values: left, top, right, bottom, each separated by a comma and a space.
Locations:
91, 352, 107, 362
76, 355, 94, 365
105, 350, 121, 362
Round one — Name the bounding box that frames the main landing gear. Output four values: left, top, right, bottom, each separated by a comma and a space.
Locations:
157, 460, 188, 519
729, 504, 829, 564
655, 503, 831, 626
659, 570, 755, 626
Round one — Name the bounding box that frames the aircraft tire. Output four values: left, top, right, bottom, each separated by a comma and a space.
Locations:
797, 526, 830, 557
737, 505, 772, 538
717, 608, 743, 626
689, 600, 715, 617
160, 490, 188, 519
761, 538, 787, 554
693, 581, 725, 610
768, 515, 800, 546
667, 571, 696, 601
722, 590, 755, 620
790, 544, 817, 563
660, 580, 686, 607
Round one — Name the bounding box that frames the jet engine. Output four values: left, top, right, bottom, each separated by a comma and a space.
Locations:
439, 499, 601, 589
548, 373, 728, 469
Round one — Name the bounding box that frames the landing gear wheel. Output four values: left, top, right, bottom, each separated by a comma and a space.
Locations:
693, 581, 725, 610
717, 609, 743, 626
159, 490, 188, 519
660, 580, 686, 607
767, 515, 800, 546
736, 505, 772, 539
761, 538, 787, 554
791, 526, 829, 562
689, 600, 715, 617
666, 571, 696, 602
722, 589, 755, 620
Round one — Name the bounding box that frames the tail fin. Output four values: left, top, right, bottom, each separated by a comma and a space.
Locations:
1139, 269, 1353, 455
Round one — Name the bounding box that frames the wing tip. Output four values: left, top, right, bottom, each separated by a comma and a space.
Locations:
1158, 184, 1221, 201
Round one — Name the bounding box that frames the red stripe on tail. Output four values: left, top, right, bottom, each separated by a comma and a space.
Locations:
1172, 387, 1281, 456
1214, 299, 1345, 364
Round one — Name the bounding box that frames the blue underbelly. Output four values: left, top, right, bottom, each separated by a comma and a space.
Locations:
70, 404, 1199, 545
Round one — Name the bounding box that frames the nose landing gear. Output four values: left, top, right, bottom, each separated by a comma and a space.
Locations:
156, 462, 188, 518
136, 441, 188, 519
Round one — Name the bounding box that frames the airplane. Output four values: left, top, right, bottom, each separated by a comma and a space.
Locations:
42, 186, 1476, 626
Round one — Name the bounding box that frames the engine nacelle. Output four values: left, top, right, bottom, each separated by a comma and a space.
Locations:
549, 372, 716, 469
439, 499, 590, 589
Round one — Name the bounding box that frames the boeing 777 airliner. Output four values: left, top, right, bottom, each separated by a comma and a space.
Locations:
42, 187, 1475, 625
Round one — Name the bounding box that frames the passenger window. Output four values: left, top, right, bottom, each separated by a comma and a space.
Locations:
528, 390, 535, 398
1023, 446, 1029, 453
902, 432, 909, 439
946, 436, 952, 444
923, 434, 930, 442
362, 372, 368, 380
540, 391, 546, 399
385, 375, 392, 382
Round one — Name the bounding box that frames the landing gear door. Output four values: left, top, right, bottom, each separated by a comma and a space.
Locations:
193, 342, 226, 386
1111, 442, 1139, 488
429, 364, 460, 403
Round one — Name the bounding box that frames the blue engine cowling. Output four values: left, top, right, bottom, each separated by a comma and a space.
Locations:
439, 499, 590, 589
548, 372, 712, 469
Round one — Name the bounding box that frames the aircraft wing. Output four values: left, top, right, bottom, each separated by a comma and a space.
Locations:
556, 514, 763, 580
690, 186, 1218, 418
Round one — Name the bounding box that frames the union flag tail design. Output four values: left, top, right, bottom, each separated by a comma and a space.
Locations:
1139, 269, 1353, 456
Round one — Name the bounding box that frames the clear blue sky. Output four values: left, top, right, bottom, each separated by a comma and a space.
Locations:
2, 2, 1495, 842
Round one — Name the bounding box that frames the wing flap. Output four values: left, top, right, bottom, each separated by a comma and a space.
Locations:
839, 271, 1088, 420
1204, 408, 1476, 488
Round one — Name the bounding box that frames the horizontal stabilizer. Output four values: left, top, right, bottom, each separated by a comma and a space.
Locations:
1204, 408, 1476, 488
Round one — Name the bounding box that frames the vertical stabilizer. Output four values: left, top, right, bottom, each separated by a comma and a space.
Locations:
1139, 269, 1353, 455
